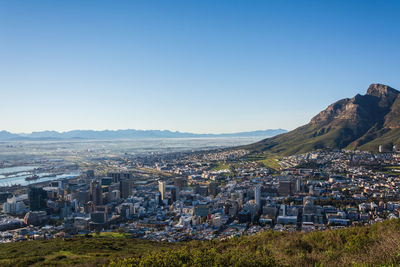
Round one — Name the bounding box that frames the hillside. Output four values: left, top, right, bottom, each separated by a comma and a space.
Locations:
245, 84, 400, 155
0, 220, 400, 266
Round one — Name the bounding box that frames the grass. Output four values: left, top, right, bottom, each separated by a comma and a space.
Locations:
245, 153, 281, 170
211, 162, 230, 171
3, 220, 400, 266
137, 167, 173, 177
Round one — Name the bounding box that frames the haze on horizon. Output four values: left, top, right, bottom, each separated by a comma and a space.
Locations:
0, 0, 399, 134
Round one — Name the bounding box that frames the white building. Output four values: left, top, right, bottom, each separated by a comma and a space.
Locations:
3, 196, 26, 215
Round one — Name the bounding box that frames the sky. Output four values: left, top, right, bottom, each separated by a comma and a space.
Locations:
0, 0, 399, 134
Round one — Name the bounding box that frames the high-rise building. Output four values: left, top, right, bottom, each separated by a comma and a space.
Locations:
120, 179, 133, 199
296, 178, 302, 192
170, 186, 177, 202
255, 185, 261, 210
92, 183, 103, 206
174, 177, 186, 191
86, 170, 95, 179
28, 187, 47, 211
158, 181, 166, 200
278, 179, 292, 196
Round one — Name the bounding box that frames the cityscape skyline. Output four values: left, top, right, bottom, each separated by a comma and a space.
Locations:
0, 0, 399, 133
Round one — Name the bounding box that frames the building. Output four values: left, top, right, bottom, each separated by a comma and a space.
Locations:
120, 179, 133, 199
3, 196, 26, 215
158, 181, 166, 200
194, 204, 209, 218
255, 185, 261, 210
174, 177, 186, 191
92, 183, 103, 206
278, 180, 292, 196
28, 187, 47, 211
90, 212, 106, 224
170, 186, 177, 202
24, 211, 48, 225
86, 170, 95, 179
107, 172, 132, 183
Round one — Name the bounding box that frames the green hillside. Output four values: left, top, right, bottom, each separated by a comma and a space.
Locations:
1, 220, 400, 266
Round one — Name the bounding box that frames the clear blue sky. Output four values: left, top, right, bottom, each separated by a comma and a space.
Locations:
0, 0, 399, 134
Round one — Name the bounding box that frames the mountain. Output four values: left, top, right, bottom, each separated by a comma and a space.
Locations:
0, 131, 19, 140
0, 129, 287, 141
245, 83, 400, 155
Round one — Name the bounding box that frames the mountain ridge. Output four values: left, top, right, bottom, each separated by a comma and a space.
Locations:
0, 129, 287, 141
244, 83, 400, 155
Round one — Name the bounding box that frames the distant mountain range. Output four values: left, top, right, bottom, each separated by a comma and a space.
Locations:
0, 129, 287, 141
245, 83, 400, 155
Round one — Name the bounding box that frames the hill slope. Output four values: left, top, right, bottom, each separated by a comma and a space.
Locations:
245, 83, 400, 155
0, 220, 400, 266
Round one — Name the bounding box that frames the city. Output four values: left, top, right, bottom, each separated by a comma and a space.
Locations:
1, 0, 399, 265
1, 146, 400, 243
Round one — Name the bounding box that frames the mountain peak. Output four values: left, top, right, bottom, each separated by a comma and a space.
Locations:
366, 83, 399, 97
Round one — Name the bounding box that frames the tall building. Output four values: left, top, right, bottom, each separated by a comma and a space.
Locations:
296, 178, 302, 192
28, 187, 47, 211
174, 177, 186, 191
86, 170, 95, 179
92, 183, 103, 206
255, 185, 261, 210
158, 181, 166, 200
170, 186, 177, 202
278, 179, 292, 196
120, 179, 133, 199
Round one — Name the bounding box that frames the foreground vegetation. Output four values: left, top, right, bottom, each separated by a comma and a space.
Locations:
1, 220, 400, 266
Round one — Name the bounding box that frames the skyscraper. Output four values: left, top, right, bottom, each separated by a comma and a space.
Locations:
28, 187, 47, 211
92, 183, 103, 206
120, 179, 133, 199
170, 186, 177, 202
158, 181, 166, 200
255, 185, 261, 211
174, 177, 186, 191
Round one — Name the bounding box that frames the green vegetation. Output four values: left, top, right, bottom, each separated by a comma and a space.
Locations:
0, 236, 178, 267
243, 124, 361, 156
245, 153, 281, 170
351, 128, 400, 152
2, 220, 400, 266
211, 162, 230, 171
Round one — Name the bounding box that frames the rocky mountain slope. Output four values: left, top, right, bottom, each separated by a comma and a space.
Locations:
245, 83, 400, 155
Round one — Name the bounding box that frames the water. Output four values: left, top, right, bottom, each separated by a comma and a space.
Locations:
0, 166, 37, 175
0, 171, 79, 187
